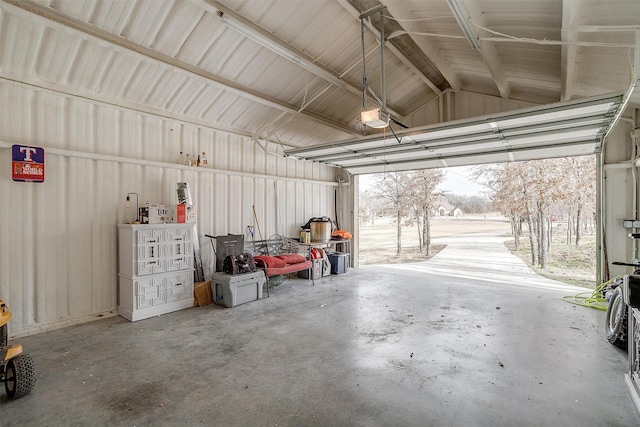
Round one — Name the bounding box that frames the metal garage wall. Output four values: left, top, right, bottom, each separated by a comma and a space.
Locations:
603, 121, 635, 279
450, 91, 534, 121
0, 80, 338, 336
404, 90, 534, 127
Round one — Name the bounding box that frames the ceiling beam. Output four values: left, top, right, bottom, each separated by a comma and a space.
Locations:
6, 0, 359, 136
204, 1, 355, 97
205, 0, 403, 119
337, 0, 444, 96
448, 0, 510, 99
561, 0, 580, 101
381, 0, 462, 92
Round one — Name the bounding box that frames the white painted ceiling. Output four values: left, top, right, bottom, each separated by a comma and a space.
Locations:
1, 0, 639, 160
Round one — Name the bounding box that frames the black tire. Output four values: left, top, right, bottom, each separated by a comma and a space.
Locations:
606, 286, 629, 350
0, 324, 7, 347
4, 354, 36, 399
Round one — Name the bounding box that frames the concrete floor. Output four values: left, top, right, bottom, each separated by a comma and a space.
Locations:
1, 232, 638, 426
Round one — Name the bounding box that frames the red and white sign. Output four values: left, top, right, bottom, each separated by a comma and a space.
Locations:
12, 145, 45, 183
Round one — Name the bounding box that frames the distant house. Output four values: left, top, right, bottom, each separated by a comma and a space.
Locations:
450, 207, 463, 217
435, 200, 463, 217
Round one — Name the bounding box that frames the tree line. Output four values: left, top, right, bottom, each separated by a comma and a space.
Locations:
474, 155, 596, 269
359, 155, 596, 268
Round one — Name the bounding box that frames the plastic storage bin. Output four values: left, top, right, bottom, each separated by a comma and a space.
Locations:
211, 271, 265, 308
328, 253, 350, 275
298, 258, 323, 280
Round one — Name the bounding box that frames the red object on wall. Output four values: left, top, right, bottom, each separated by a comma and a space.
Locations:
12, 145, 45, 183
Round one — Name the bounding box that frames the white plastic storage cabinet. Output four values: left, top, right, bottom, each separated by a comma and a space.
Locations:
118, 224, 195, 321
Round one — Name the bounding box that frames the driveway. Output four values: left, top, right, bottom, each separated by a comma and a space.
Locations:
421, 231, 591, 293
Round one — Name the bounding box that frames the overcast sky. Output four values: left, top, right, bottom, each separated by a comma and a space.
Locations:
439, 166, 486, 196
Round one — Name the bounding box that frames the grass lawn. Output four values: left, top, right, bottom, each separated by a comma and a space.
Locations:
504, 233, 596, 288
359, 215, 510, 265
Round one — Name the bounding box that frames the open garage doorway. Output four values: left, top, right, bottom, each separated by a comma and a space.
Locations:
357, 157, 598, 289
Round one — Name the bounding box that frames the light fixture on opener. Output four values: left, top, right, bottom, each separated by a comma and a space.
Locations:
446, 0, 481, 50
360, 108, 390, 129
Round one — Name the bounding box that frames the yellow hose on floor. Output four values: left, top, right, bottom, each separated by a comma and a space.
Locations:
561, 277, 621, 311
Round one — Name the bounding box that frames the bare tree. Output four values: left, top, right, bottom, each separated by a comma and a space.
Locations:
372, 172, 413, 255
479, 156, 595, 270
563, 156, 596, 245
408, 169, 445, 256
368, 169, 444, 256
527, 159, 566, 269
446, 194, 493, 214
359, 189, 383, 225
476, 163, 533, 257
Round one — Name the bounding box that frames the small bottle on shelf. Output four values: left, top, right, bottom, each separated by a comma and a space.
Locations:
178, 151, 185, 165
196, 154, 201, 167
185, 154, 192, 166
201, 152, 208, 167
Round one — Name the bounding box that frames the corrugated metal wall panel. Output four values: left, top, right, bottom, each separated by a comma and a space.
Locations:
121, 1, 174, 47
95, 105, 120, 157
150, 1, 203, 58
33, 92, 64, 147
408, 90, 538, 127
270, 114, 353, 148
91, 0, 135, 34
177, 11, 225, 66
452, 91, 533, 121
0, 83, 32, 143
199, 28, 245, 76
0, 81, 340, 336
2, 2, 360, 148
66, 98, 94, 153
404, 97, 440, 128
0, 7, 42, 73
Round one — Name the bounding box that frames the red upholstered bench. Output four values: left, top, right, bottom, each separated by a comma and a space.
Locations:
253, 254, 313, 295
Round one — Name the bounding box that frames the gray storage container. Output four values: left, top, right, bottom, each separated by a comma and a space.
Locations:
211, 271, 265, 308
328, 253, 350, 275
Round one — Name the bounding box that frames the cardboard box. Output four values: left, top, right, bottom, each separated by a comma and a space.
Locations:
138, 205, 172, 224
194, 280, 213, 306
